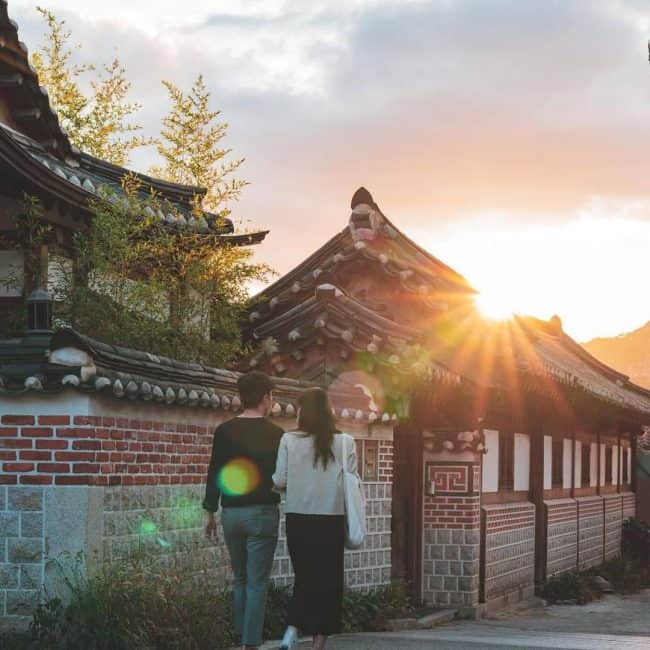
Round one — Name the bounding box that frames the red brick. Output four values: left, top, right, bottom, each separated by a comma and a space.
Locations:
72, 440, 101, 450
39, 416, 70, 425
95, 452, 109, 462
91, 476, 109, 486
55, 452, 95, 462
73, 416, 100, 426
0, 428, 18, 437
0, 451, 16, 461
20, 451, 51, 461
36, 440, 68, 450
101, 417, 116, 427
108, 475, 122, 486
2, 415, 34, 425
55, 475, 90, 485
3, 462, 34, 472
57, 428, 90, 439
1, 439, 32, 449
73, 463, 100, 473
0, 475, 17, 484
122, 476, 134, 485
38, 463, 70, 473
21, 427, 53, 438
20, 474, 53, 485
100, 464, 113, 473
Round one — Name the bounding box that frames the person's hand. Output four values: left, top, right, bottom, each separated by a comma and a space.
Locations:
205, 513, 218, 542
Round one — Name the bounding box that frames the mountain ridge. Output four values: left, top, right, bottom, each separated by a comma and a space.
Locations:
582, 320, 650, 389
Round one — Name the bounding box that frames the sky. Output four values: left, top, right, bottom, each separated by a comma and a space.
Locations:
8, 0, 650, 342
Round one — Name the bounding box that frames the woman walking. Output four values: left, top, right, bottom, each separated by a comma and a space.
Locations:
273, 388, 359, 650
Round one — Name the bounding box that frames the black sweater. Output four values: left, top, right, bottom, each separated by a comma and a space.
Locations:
203, 417, 284, 512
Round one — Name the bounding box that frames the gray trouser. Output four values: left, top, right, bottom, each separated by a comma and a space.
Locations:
221, 504, 279, 647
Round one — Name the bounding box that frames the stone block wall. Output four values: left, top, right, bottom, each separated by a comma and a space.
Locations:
272, 482, 393, 591
622, 492, 636, 520
576, 496, 604, 570
545, 499, 577, 577
422, 460, 481, 613
0, 486, 43, 618
481, 502, 535, 608
604, 494, 623, 561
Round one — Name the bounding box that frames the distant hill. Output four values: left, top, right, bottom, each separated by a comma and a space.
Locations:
582, 321, 650, 389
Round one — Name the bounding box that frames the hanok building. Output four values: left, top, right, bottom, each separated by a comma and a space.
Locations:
244, 187, 649, 614
0, 1, 388, 627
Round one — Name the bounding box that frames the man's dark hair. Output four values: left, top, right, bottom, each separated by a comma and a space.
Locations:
237, 371, 274, 409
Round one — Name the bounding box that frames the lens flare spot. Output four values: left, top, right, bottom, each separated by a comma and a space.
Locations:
218, 457, 260, 496
139, 520, 157, 535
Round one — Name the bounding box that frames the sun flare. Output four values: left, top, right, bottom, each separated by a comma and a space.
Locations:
475, 291, 517, 321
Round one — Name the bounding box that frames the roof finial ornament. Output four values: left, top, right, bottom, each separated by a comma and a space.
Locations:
349, 187, 383, 242
351, 187, 376, 210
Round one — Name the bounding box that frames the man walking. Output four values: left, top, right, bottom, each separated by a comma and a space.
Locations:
204, 371, 284, 650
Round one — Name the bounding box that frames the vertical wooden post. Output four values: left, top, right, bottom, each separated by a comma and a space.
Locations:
530, 420, 546, 583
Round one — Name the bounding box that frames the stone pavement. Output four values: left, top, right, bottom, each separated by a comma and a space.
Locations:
261, 590, 650, 649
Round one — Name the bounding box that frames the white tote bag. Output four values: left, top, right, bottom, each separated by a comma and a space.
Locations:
340, 434, 366, 549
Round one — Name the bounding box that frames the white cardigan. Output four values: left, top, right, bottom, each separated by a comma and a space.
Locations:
272, 431, 358, 515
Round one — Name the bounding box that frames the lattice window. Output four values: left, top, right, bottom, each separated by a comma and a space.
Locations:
551, 437, 564, 487
498, 431, 514, 491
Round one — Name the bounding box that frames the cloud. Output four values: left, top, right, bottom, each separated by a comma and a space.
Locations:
7, 1, 650, 338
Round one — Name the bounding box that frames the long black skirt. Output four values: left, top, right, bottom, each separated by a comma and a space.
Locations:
286, 513, 345, 636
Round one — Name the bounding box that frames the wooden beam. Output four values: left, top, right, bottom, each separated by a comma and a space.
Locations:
0, 72, 23, 87
13, 107, 41, 120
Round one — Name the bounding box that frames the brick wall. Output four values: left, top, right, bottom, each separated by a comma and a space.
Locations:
0, 414, 212, 488
1, 408, 394, 625
576, 496, 604, 570
481, 502, 535, 608
422, 461, 481, 611
545, 499, 577, 577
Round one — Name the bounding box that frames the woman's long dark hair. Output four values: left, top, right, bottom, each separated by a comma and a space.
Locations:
298, 387, 339, 469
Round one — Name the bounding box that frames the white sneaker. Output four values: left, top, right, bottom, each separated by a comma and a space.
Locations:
279, 625, 298, 649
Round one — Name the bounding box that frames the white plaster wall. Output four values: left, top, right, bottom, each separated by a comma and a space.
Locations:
514, 433, 530, 491
590, 443, 598, 487
600, 443, 606, 486
0, 391, 91, 416
574, 441, 582, 489
0, 249, 23, 297
482, 429, 499, 493
562, 438, 573, 489
544, 435, 552, 490
612, 445, 619, 485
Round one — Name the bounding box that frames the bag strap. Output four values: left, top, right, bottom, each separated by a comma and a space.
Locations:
338, 433, 348, 474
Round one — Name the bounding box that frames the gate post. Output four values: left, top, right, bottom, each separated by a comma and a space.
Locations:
421, 432, 482, 618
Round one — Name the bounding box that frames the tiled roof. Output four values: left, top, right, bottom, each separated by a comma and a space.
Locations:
0, 2, 267, 246
0, 328, 384, 421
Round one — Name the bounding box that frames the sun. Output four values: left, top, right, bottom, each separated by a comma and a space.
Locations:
475, 290, 517, 321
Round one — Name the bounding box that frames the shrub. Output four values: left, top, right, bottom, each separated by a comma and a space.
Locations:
538, 571, 600, 605
15, 554, 236, 650
622, 518, 650, 568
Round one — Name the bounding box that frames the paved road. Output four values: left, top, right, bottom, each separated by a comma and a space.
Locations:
266, 590, 650, 650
